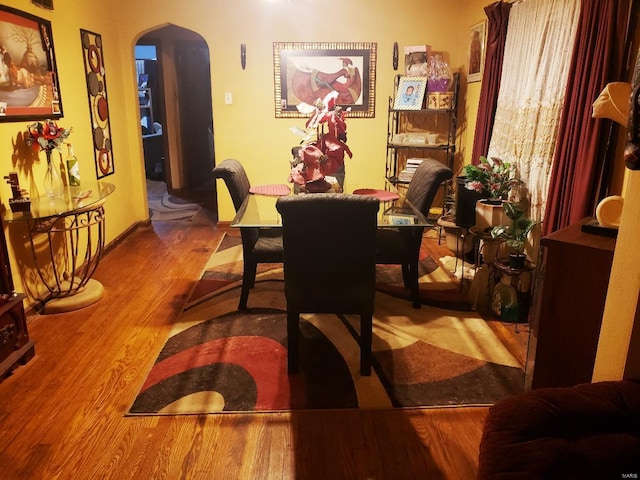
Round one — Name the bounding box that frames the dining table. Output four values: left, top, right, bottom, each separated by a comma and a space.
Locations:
230, 189, 433, 229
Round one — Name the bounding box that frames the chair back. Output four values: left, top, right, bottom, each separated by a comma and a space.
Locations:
212, 158, 251, 212
405, 159, 454, 216
276, 193, 380, 313
212, 158, 259, 250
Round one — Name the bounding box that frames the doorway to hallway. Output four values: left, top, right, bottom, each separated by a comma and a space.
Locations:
135, 25, 217, 213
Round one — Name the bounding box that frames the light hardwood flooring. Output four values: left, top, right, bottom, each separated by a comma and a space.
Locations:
0, 203, 494, 480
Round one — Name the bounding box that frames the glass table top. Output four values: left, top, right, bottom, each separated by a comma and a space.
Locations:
2, 181, 115, 222
231, 192, 433, 228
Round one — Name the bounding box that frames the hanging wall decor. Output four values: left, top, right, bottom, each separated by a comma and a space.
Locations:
274, 42, 377, 118
31, 0, 54, 10
0, 5, 62, 122
80, 29, 114, 178
468, 20, 487, 83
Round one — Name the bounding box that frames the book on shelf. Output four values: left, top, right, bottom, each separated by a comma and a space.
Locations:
397, 158, 425, 182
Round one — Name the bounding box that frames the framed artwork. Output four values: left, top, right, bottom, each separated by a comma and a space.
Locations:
274, 42, 377, 118
393, 76, 427, 110
468, 20, 487, 83
80, 29, 115, 178
0, 5, 62, 122
404, 45, 431, 77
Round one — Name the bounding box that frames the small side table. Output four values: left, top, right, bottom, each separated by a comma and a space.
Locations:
468, 226, 506, 309
2, 182, 115, 313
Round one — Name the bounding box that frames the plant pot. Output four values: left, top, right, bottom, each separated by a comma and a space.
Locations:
455, 176, 487, 227
475, 199, 507, 230
437, 215, 474, 258
508, 252, 527, 269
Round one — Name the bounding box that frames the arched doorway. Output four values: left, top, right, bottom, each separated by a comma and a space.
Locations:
135, 24, 216, 211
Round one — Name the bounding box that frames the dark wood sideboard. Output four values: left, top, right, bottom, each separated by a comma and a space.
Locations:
0, 219, 34, 380
525, 218, 616, 389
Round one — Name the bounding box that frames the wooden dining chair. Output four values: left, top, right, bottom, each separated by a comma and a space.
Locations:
212, 158, 283, 310
376, 159, 453, 308
276, 193, 380, 376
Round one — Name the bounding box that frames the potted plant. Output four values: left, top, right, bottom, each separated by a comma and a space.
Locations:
462, 156, 523, 202
490, 201, 538, 268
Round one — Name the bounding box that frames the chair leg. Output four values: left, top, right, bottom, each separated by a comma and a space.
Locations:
401, 264, 411, 289
360, 313, 372, 376
409, 262, 421, 309
238, 261, 257, 310
287, 311, 299, 374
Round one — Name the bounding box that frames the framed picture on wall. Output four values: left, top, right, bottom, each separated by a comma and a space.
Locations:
0, 5, 63, 122
274, 42, 377, 118
468, 20, 487, 83
393, 76, 427, 110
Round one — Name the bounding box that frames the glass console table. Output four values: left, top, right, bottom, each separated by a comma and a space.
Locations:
2, 182, 115, 313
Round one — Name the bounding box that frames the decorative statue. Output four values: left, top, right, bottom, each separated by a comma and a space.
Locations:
289, 91, 352, 192
4, 172, 30, 212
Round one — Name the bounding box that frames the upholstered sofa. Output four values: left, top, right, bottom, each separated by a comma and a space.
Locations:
477, 380, 640, 479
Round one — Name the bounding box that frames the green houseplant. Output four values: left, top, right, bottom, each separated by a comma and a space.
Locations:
490, 201, 538, 268
462, 156, 523, 201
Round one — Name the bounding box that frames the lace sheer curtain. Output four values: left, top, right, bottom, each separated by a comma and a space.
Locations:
487, 0, 581, 221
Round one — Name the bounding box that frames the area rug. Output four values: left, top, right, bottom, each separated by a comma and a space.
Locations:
128, 233, 524, 415
148, 193, 200, 221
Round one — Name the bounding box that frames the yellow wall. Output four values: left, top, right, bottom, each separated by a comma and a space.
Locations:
112, 0, 471, 221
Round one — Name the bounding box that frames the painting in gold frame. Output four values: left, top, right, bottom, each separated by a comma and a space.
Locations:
274, 42, 377, 118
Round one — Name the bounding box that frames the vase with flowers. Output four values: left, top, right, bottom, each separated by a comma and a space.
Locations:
25, 119, 72, 198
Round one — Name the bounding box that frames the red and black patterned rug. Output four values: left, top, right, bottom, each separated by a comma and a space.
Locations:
128, 233, 524, 415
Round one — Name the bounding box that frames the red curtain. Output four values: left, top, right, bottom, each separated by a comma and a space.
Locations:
542, 0, 631, 235
470, 1, 512, 166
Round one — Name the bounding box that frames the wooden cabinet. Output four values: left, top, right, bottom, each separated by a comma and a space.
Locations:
385, 72, 459, 204
525, 219, 615, 389
0, 220, 33, 380
0, 293, 34, 380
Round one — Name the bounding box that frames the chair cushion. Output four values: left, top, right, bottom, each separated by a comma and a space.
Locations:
254, 233, 284, 263
478, 380, 640, 480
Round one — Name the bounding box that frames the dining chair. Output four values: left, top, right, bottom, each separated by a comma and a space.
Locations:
276, 193, 380, 376
376, 159, 453, 308
212, 158, 283, 310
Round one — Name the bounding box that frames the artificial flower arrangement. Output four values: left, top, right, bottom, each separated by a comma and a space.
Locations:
25, 119, 72, 160
24, 119, 72, 198
462, 156, 522, 201
288, 91, 352, 192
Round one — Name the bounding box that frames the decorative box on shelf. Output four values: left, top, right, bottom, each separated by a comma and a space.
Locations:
427, 92, 454, 110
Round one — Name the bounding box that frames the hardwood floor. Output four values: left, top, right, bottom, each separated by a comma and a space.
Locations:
0, 206, 491, 480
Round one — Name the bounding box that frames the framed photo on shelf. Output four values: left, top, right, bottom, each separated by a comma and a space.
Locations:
273, 42, 377, 118
393, 76, 427, 110
468, 20, 487, 83
0, 5, 63, 122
